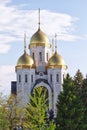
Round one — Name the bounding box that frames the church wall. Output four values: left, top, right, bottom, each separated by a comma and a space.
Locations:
47, 68, 66, 115
35, 74, 47, 80
30, 46, 50, 72
16, 68, 35, 106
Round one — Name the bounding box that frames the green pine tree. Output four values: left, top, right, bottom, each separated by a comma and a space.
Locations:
74, 69, 83, 93
82, 75, 87, 105
56, 74, 85, 130
24, 87, 48, 130
81, 75, 87, 129
46, 121, 56, 130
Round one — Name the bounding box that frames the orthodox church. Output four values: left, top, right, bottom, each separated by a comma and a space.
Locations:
11, 10, 67, 116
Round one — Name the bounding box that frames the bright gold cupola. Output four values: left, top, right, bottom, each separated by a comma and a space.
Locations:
29, 9, 51, 49
16, 33, 35, 71
47, 51, 67, 69
29, 28, 51, 49
16, 52, 34, 70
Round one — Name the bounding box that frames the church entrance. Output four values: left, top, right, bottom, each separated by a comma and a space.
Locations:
33, 81, 53, 111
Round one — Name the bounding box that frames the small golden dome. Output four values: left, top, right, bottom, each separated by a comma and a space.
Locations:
16, 52, 35, 71
29, 29, 51, 48
47, 51, 67, 69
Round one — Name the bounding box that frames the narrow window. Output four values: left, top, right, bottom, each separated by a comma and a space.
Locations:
56, 74, 59, 82
63, 74, 64, 80
32, 52, 34, 60
39, 52, 42, 61
31, 75, 33, 82
46, 53, 49, 61
50, 74, 52, 82
19, 75, 21, 83
25, 74, 27, 83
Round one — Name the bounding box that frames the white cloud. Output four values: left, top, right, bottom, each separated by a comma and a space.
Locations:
40, 10, 77, 34
56, 33, 82, 41
0, 1, 79, 54
0, 0, 11, 4
0, 34, 19, 54
0, 43, 10, 54
81, 34, 87, 40
0, 65, 16, 96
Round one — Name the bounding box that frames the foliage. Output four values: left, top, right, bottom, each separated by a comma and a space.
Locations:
74, 69, 83, 93
7, 94, 23, 130
82, 75, 87, 106
0, 93, 9, 130
81, 76, 87, 129
56, 74, 85, 130
46, 121, 56, 130
24, 87, 55, 130
74, 70, 87, 129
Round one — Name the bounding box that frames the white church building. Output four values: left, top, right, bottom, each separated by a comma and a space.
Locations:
11, 10, 67, 116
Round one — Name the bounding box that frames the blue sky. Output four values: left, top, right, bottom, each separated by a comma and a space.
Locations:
0, 0, 87, 95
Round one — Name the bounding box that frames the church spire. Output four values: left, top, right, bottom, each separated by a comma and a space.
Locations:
52, 38, 54, 54
24, 32, 26, 53
38, 8, 40, 30
55, 33, 57, 52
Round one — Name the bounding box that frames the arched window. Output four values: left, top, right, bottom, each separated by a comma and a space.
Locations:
50, 74, 52, 82
19, 75, 21, 83
56, 74, 59, 82
25, 74, 28, 83
32, 52, 34, 60
31, 75, 33, 82
46, 53, 49, 61
63, 74, 65, 80
39, 52, 42, 61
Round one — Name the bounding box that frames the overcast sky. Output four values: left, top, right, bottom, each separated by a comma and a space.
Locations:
0, 0, 87, 95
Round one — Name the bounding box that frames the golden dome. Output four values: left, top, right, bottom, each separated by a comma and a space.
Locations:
16, 52, 35, 71
47, 51, 67, 69
29, 29, 51, 49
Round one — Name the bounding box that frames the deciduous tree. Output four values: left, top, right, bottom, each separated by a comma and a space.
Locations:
7, 94, 23, 130
0, 93, 9, 130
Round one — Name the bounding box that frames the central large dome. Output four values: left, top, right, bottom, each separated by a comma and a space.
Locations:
29, 28, 51, 49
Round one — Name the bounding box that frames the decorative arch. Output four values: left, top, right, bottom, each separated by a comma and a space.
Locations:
32, 81, 53, 110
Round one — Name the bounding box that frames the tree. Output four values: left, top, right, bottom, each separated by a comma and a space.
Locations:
24, 87, 47, 130
46, 121, 56, 130
24, 87, 55, 130
81, 75, 87, 129
74, 70, 87, 129
0, 93, 9, 130
56, 74, 85, 130
74, 69, 83, 94
7, 94, 23, 130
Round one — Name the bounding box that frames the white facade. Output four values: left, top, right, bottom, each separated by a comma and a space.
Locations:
30, 45, 50, 72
